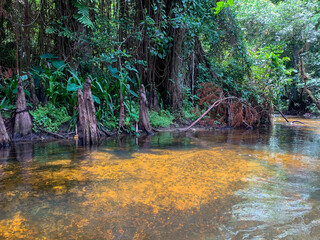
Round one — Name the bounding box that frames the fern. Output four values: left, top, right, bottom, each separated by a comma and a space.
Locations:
73, 1, 94, 29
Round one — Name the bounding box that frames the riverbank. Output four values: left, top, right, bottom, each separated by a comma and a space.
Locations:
2, 112, 318, 148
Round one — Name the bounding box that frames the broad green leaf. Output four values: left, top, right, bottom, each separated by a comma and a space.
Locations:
92, 94, 101, 104
130, 90, 139, 98
40, 53, 57, 59
52, 61, 65, 69
67, 83, 81, 92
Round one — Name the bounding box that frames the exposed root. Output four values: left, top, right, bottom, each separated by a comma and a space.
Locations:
40, 128, 66, 139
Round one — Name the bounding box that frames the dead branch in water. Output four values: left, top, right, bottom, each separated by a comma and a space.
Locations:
184, 97, 236, 131
190, 83, 261, 129
291, 120, 305, 125
274, 105, 289, 123
274, 105, 305, 125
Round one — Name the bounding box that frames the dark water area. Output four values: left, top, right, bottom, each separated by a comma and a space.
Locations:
1, 117, 320, 239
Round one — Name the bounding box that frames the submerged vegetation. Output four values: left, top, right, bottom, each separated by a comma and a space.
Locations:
0, 0, 320, 144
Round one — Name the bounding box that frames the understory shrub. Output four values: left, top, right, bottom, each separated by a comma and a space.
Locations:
30, 103, 71, 133
183, 100, 200, 121
149, 110, 175, 128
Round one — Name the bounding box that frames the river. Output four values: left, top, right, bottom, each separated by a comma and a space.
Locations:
1, 117, 320, 239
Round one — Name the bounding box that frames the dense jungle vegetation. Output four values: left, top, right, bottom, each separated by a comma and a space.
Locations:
0, 0, 320, 140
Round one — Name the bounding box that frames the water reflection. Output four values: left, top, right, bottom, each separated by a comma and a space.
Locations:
0, 118, 320, 239
137, 134, 153, 149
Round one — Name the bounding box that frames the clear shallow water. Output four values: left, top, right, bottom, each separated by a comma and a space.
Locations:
1, 117, 320, 239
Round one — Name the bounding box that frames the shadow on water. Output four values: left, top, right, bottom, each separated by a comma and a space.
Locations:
1, 118, 320, 239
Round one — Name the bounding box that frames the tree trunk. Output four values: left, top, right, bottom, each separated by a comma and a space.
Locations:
39, 79, 48, 104
168, 26, 185, 113
191, 51, 195, 104
149, 82, 159, 112
14, 78, 32, 139
0, 112, 10, 147
27, 72, 39, 107
23, 0, 31, 68
118, 89, 125, 131
38, 0, 47, 57
139, 84, 153, 135
77, 77, 100, 145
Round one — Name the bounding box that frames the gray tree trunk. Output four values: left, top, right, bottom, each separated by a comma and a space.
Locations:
77, 78, 100, 145
139, 84, 153, 135
0, 112, 10, 147
14, 78, 32, 139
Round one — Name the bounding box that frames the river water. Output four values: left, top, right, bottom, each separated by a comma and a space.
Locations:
1, 117, 320, 239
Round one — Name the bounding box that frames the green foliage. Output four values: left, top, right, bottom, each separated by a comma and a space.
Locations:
32, 50, 142, 131
0, 104, 15, 119
73, 1, 94, 29
214, 0, 234, 14
5, 0, 319, 133
122, 103, 140, 133
234, 0, 320, 65
32, 55, 73, 108
234, 0, 320, 110
0, 75, 33, 114
183, 100, 199, 121
0, 77, 19, 105
150, 110, 175, 128
306, 103, 320, 115
250, 46, 294, 103
143, 7, 172, 59
30, 104, 71, 133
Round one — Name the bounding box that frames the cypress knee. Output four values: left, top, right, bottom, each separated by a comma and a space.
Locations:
77, 77, 99, 145
0, 112, 10, 147
14, 78, 32, 139
138, 84, 153, 135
